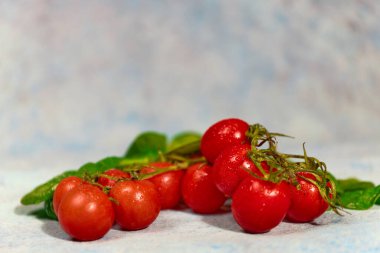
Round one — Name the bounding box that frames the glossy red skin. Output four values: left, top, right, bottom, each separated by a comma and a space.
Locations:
58, 184, 115, 241
213, 144, 267, 197
109, 180, 160, 230
232, 177, 291, 233
201, 118, 250, 164
53, 176, 83, 215
286, 172, 329, 223
142, 162, 184, 210
181, 163, 227, 214
98, 168, 131, 188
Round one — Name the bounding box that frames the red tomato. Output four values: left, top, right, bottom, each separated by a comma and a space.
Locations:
109, 180, 160, 231
58, 184, 115, 241
286, 172, 329, 223
98, 168, 131, 188
141, 162, 184, 210
181, 163, 227, 214
201, 118, 250, 163
232, 177, 291, 233
53, 176, 83, 216
213, 144, 267, 197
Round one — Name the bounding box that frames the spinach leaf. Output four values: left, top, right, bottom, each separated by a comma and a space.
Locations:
124, 131, 167, 160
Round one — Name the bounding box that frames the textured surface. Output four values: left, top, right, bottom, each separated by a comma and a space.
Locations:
2, 1, 380, 252
2, 147, 380, 253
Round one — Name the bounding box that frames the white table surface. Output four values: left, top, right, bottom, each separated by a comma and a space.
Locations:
2, 144, 380, 253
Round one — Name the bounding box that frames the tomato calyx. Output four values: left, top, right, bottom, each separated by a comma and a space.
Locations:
122, 152, 206, 181
78, 152, 205, 195
244, 124, 340, 214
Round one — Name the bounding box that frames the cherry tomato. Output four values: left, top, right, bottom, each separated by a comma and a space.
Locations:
109, 180, 160, 230
58, 184, 115, 241
286, 172, 329, 223
232, 177, 291, 233
141, 162, 184, 210
212, 144, 267, 197
181, 163, 227, 214
98, 168, 131, 188
201, 118, 250, 163
53, 176, 83, 216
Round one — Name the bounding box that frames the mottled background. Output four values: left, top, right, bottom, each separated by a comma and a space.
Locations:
2, 2, 380, 252
1, 0, 380, 168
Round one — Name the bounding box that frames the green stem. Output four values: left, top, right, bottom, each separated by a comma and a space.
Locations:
245, 123, 339, 212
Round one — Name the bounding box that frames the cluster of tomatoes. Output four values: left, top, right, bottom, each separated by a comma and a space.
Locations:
53, 118, 333, 241
200, 118, 332, 233
53, 164, 182, 241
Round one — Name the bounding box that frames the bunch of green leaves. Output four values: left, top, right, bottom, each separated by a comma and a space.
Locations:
331, 176, 380, 210
21, 124, 380, 221
20, 131, 201, 219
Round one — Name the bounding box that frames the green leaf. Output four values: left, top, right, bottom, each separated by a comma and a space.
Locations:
166, 140, 201, 156
96, 156, 124, 171
339, 185, 380, 210
336, 178, 375, 194
124, 131, 167, 160
167, 131, 201, 152
77, 162, 97, 174
78, 156, 123, 175
44, 194, 58, 220
20, 156, 125, 206
28, 208, 53, 220
20, 170, 79, 205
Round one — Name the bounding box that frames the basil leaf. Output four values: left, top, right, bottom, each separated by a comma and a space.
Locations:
167, 131, 201, 153
336, 178, 375, 194
20, 170, 78, 205
44, 194, 58, 220
21, 156, 125, 206
166, 140, 201, 156
124, 131, 167, 160
28, 208, 52, 220
339, 185, 380, 210
78, 156, 123, 175
96, 156, 124, 171
77, 162, 97, 174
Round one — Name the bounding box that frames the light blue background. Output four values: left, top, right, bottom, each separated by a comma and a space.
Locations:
2, 2, 380, 252
1, 0, 380, 164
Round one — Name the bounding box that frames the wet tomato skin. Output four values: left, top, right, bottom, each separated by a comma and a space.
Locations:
232, 177, 291, 233
181, 163, 227, 214
53, 176, 83, 216
213, 144, 266, 197
109, 180, 161, 231
201, 118, 250, 164
97, 168, 131, 188
141, 162, 184, 210
58, 184, 115, 241
286, 172, 329, 223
